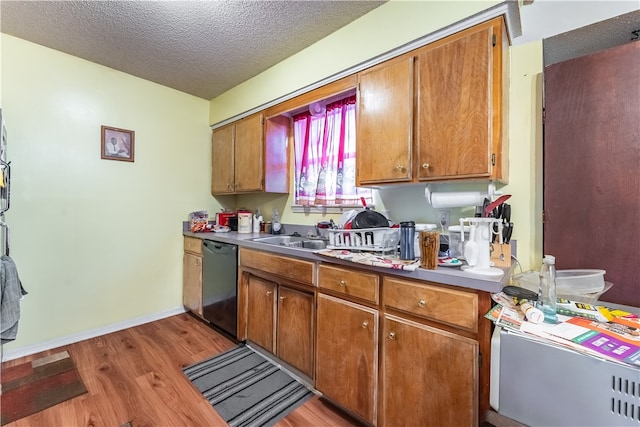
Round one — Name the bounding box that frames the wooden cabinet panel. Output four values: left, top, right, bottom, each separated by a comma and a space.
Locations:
416, 21, 494, 180
246, 275, 277, 353
211, 112, 268, 194
356, 17, 507, 185
211, 123, 234, 194
380, 314, 478, 427
183, 236, 203, 255
277, 286, 314, 377
183, 252, 202, 317
383, 277, 478, 332
357, 55, 414, 185
316, 294, 378, 424
240, 248, 314, 285
234, 113, 264, 192
318, 263, 379, 304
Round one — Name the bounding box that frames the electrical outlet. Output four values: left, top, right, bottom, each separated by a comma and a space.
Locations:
438, 210, 451, 229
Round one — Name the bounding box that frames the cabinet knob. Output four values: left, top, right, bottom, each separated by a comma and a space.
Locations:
388, 332, 397, 340
361, 321, 369, 329
396, 165, 405, 172
339, 280, 346, 287
279, 296, 286, 301
422, 163, 430, 169
266, 291, 272, 296
418, 299, 426, 308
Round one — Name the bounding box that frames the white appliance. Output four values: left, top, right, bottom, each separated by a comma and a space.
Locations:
491, 326, 640, 426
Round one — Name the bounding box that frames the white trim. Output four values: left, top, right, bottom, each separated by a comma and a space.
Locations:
211, 1, 521, 129
1, 306, 187, 362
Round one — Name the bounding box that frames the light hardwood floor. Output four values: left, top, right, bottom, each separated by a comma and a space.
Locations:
1, 313, 361, 427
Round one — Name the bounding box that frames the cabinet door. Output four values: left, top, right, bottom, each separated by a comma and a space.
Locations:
416, 21, 497, 181
211, 124, 235, 194
357, 56, 414, 185
183, 252, 202, 317
380, 314, 478, 427
316, 294, 378, 424
234, 113, 264, 192
277, 286, 314, 377
246, 275, 276, 353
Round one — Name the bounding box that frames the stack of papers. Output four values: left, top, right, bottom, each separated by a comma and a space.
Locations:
486, 293, 640, 368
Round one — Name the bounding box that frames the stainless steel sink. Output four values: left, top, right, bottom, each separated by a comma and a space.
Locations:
250, 235, 327, 250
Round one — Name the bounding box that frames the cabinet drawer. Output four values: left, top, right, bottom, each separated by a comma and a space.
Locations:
318, 264, 379, 304
184, 236, 202, 255
240, 248, 314, 285
383, 277, 478, 332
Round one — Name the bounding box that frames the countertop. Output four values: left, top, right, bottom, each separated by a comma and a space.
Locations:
183, 226, 512, 294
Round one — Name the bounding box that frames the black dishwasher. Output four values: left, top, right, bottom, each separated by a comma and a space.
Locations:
201, 240, 238, 338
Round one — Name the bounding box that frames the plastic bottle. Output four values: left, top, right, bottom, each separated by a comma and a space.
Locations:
271, 208, 281, 235
537, 255, 559, 324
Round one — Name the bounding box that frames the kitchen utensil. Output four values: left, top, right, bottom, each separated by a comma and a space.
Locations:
420, 230, 440, 270
352, 210, 389, 229
483, 195, 512, 218
503, 285, 539, 301
464, 224, 479, 266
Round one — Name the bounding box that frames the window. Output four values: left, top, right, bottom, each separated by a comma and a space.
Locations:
292, 95, 372, 207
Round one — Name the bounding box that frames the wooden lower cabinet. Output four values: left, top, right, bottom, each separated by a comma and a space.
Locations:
277, 286, 314, 377
380, 314, 479, 427
316, 294, 378, 425
183, 237, 203, 317
244, 272, 315, 378
246, 275, 277, 353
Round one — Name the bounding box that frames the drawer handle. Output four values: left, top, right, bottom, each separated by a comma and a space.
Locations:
418, 299, 426, 308
339, 280, 346, 287
361, 321, 369, 329
422, 162, 430, 169
396, 165, 405, 172
388, 332, 397, 340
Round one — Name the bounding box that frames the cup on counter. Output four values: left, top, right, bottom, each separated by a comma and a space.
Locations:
420, 231, 440, 270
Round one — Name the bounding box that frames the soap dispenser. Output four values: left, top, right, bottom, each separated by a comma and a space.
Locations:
272, 208, 282, 235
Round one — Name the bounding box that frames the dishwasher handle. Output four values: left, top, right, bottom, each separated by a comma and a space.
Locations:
203, 240, 237, 256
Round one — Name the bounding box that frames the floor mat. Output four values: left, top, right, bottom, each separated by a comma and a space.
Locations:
1, 350, 87, 425
183, 344, 313, 427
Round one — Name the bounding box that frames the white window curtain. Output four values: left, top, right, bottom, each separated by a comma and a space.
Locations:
293, 95, 372, 206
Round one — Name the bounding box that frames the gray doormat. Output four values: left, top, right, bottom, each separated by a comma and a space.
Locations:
183, 344, 313, 427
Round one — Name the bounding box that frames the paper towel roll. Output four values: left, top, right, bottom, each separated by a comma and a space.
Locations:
428, 191, 486, 209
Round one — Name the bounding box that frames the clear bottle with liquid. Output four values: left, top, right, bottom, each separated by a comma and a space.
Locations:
271, 208, 281, 235
537, 255, 558, 324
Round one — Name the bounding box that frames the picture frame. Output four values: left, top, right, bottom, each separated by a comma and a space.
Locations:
101, 125, 135, 162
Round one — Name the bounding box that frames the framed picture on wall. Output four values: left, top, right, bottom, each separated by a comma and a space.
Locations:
101, 125, 135, 162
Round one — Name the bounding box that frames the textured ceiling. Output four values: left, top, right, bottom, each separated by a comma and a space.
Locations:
0, 0, 386, 100
543, 9, 640, 66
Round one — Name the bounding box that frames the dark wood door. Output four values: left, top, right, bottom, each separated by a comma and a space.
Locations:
544, 41, 640, 307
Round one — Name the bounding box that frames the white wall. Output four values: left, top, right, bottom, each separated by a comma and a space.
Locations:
0, 35, 221, 357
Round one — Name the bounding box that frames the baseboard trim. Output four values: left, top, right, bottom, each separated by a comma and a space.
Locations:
1, 306, 187, 362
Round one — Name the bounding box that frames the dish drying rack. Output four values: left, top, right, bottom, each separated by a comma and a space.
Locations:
326, 227, 399, 252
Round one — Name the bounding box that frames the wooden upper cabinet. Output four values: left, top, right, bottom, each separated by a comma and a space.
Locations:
356, 17, 508, 186
212, 112, 289, 195
211, 123, 235, 194
416, 17, 506, 181
357, 55, 414, 185
234, 113, 264, 192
